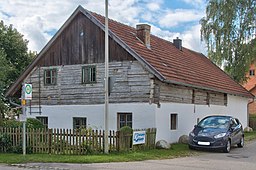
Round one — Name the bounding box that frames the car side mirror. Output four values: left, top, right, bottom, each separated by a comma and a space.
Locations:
194, 125, 197, 128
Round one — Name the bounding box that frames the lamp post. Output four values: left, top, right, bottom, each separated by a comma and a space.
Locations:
104, 0, 109, 154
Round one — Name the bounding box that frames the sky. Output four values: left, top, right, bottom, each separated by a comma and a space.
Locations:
0, 0, 207, 53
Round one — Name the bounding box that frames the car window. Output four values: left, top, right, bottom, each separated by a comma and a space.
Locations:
198, 117, 229, 129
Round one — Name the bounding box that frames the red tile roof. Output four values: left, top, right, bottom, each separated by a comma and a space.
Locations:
92, 12, 252, 98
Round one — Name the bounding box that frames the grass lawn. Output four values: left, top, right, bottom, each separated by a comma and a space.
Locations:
0, 143, 196, 164
0, 131, 255, 165
244, 131, 256, 141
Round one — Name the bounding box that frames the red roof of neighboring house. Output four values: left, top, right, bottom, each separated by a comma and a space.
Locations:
243, 64, 256, 92
91, 11, 252, 98
5, 6, 253, 98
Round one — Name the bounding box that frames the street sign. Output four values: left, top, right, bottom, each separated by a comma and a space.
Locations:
24, 84, 32, 100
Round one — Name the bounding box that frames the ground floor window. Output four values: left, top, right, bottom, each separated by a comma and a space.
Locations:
73, 117, 87, 129
117, 113, 132, 129
170, 113, 178, 130
36, 116, 48, 128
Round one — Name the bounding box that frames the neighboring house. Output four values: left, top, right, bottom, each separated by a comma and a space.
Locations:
5, 6, 253, 143
243, 63, 256, 114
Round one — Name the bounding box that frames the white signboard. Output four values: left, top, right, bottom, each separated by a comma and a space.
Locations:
133, 131, 146, 145
19, 114, 27, 122
24, 84, 32, 100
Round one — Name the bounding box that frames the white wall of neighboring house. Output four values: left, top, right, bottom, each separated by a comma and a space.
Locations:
25, 94, 248, 144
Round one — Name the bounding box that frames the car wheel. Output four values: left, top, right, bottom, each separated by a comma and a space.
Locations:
223, 140, 231, 153
237, 136, 244, 148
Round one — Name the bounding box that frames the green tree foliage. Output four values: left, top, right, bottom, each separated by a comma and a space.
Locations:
200, 0, 256, 83
0, 20, 35, 117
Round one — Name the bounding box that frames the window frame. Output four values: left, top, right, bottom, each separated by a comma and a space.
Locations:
117, 113, 132, 130
82, 65, 97, 84
249, 69, 255, 76
170, 113, 178, 130
73, 117, 87, 129
36, 116, 48, 128
44, 68, 57, 85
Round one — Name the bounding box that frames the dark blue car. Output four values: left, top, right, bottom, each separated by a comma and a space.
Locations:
188, 115, 244, 153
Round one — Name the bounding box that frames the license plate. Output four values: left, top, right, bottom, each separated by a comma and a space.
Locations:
198, 141, 210, 146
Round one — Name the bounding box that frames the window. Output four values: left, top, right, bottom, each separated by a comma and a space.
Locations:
36, 116, 48, 128
73, 117, 87, 129
170, 114, 178, 130
44, 69, 57, 85
82, 66, 96, 84
249, 69, 255, 76
117, 113, 132, 129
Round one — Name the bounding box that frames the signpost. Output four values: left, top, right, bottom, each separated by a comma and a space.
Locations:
21, 83, 32, 155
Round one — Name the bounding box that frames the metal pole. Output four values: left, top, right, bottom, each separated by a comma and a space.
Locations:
21, 84, 26, 155
104, 0, 109, 154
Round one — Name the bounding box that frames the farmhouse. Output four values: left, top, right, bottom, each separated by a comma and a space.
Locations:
6, 6, 253, 143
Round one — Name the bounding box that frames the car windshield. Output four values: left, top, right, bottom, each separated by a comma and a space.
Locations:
198, 117, 230, 129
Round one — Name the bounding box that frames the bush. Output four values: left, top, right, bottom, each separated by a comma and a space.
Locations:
249, 114, 256, 130
0, 118, 45, 129
120, 126, 133, 134
26, 118, 46, 129
0, 133, 12, 152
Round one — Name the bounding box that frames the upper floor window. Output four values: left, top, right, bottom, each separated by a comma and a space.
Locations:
249, 69, 255, 76
82, 66, 96, 84
44, 69, 57, 85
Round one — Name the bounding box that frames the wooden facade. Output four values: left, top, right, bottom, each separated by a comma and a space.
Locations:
25, 61, 227, 112
37, 12, 134, 67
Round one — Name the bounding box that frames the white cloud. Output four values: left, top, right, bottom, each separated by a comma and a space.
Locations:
0, 0, 206, 53
159, 9, 204, 27
181, 24, 206, 53
147, 2, 161, 11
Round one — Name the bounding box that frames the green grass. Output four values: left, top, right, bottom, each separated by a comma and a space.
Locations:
244, 131, 256, 142
0, 144, 197, 164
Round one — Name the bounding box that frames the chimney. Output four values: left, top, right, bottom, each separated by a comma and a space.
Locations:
136, 24, 151, 48
173, 37, 182, 50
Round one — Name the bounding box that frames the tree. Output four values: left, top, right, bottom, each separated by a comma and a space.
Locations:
0, 20, 35, 118
200, 0, 256, 83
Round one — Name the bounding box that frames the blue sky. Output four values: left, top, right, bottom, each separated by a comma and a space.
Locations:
0, 0, 207, 53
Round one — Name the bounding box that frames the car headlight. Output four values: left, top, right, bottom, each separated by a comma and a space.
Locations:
189, 132, 195, 137
214, 132, 226, 139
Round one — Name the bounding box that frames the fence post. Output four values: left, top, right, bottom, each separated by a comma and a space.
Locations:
48, 129, 52, 154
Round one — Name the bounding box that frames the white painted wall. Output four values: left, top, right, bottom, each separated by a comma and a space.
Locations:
26, 94, 248, 144
155, 94, 248, 143
26, 103, 156, 130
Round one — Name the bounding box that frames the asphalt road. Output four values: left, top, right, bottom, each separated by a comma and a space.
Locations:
1, 140, 256, 170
